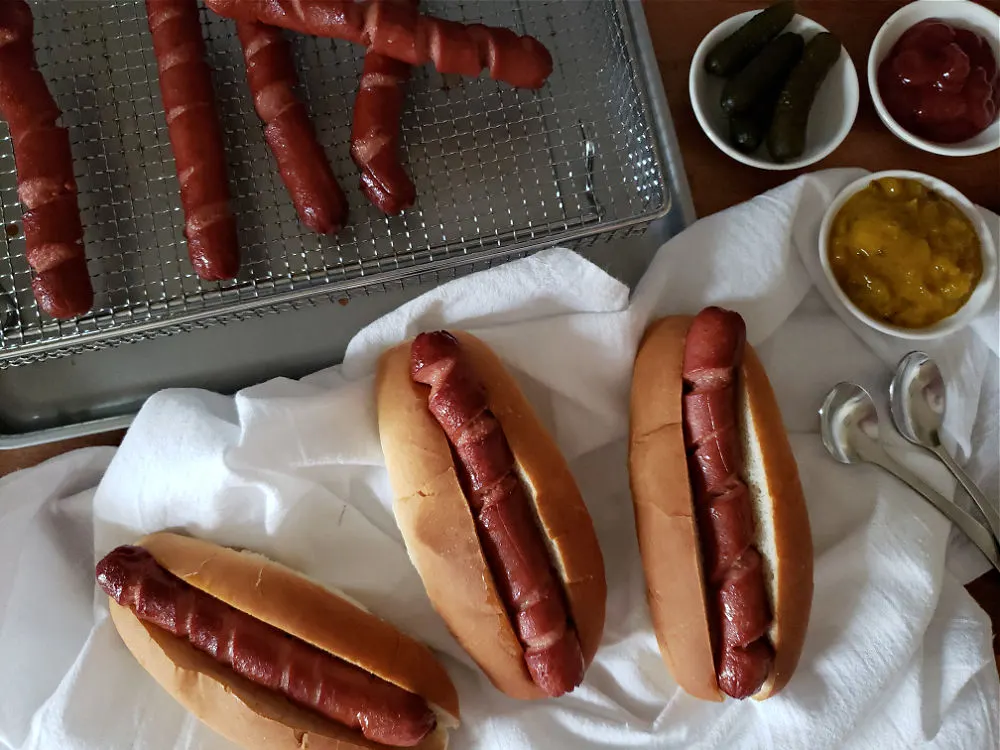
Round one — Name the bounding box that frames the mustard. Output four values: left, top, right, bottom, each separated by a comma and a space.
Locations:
828, 177, 982, 329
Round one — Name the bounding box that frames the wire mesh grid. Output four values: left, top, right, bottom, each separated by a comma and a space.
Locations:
0, 0, 668, 366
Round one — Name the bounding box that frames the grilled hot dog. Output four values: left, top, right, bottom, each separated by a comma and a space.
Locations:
236, 20, 348, 234
376, 331, 606, 700
205, 0, 554, 89
682, 308, 773, 699
98, 533, 459, 750
146, 0, 239, 280
410, 331, 585, 695
628, 308, 813, 702
351, 0, 417, 215
0, 0, 93, 318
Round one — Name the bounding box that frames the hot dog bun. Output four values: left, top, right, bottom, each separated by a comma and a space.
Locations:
628, 316, 812, 701
375, 332, 607, 700
105, 532, 459, 750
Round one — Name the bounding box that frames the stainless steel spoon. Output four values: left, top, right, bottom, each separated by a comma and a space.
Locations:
819, 382, 1000, 571
889, 352, 1000, 539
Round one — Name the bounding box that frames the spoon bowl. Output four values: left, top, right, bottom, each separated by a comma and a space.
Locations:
819, 382, 880, 465
889, 351, 999, 536
818, 380, 1000, 570
889, 352, 946, 449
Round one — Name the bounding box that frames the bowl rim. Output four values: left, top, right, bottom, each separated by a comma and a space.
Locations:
818, 170, 998, 340
688, 10, 860, 171
867, 1, 1000, 157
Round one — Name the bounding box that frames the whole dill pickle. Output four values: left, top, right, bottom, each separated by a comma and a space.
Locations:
767, 32, 843, 162
720, 32, 804, 115
704, 1, 796, 77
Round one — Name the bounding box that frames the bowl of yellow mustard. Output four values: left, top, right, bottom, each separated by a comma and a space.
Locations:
819, 171, 997, 339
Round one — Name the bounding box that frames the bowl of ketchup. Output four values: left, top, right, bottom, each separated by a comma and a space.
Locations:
869, 0, 1000, 156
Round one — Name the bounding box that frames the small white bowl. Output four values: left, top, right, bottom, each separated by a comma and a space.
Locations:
689, 11, 859, 170
869, 0, 1000, 157
818, 170, 997, 340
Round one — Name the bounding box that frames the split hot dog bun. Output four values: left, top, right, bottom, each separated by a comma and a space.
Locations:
375, 332, 607, 700
629, 313, 812, 702
100, 532, 459, 749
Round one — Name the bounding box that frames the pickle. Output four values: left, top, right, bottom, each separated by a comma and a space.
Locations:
720, 33, 804, 115
729, 92, 780, 153
767, 32, 843, 162
704, 1, 796, 77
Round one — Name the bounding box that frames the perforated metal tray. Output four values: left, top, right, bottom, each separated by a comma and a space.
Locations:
0, 0, 669, 367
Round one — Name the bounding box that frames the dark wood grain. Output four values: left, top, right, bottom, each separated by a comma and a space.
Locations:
0, 430, 125, 476
645, 0, 1000, 665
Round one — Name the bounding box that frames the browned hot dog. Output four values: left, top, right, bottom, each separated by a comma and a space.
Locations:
351, 4, 417, 216
682, 310, 746, 389
717, 639, 772, 700
0, 0, 94, 319
696, 483, 755, 584
237, 20, 348, 234
146, 0, 239, 281
410, 331, 585, 697
716, 547, 771, 647
681, 307, 774, 700
205, 0, 554, 89
97, 544, 436, 748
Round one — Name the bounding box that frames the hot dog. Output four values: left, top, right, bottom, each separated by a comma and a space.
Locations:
628, 308, 813, 702
0, 0, 93, 319
351, 0, 418, 215
146, 0, 240, 280
236, 20, 348, 234
98, 532, 459, 750
683, 308, 774, 699
205, 0, 554, 89
376, 331, 606, 700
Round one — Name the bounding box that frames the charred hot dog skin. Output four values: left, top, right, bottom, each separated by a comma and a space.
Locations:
237, 20, 348, 234
146, 0, 240, 281
96, 544, 436, 747
682, 307, 774, 699
351, 4, 417, 217
0, 0, 93, 318
205, 0, 553, 89
410, 331, 585, 697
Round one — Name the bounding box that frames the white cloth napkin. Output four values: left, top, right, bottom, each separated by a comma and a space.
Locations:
1, 169, 998, 750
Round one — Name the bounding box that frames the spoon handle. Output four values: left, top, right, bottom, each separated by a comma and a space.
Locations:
932, 445, 1000, 540
861, 444, 1000, 572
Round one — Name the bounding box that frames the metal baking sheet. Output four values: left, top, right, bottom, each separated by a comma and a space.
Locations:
0, 0, 670, 366
0, 0, 695, 449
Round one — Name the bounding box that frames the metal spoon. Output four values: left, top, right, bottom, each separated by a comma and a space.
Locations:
819, 382, 1000, 571
889, 352, 1000, 539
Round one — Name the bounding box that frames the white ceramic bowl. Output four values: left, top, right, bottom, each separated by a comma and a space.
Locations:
689, 11, 859, 170
818, 170, 997, 340
869, 0, 1000, 157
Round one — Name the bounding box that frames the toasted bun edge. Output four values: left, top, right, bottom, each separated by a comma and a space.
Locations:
740, 348, 813, 700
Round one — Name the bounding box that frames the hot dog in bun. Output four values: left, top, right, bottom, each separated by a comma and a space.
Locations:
628, 307, 813, 701
96, 532, 459, 749
375, 330, 607, 700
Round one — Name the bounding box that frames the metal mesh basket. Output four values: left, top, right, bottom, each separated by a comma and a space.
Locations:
0, 0, 669, 366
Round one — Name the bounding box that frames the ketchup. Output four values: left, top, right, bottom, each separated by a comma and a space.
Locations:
877, 19, 999, 143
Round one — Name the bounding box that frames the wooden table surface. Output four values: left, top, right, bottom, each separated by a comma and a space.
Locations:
0, 0, 997, 663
